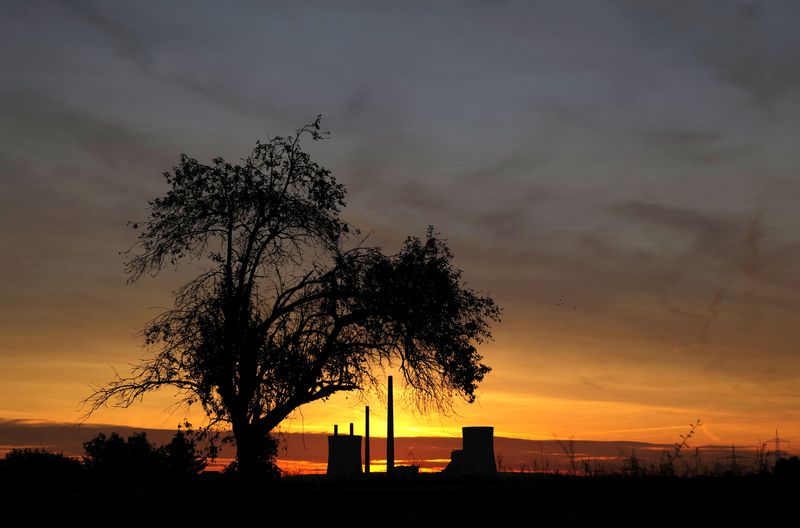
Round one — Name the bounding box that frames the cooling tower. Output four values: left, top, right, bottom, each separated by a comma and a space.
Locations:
326, 424, 363, 478
443, 426, 497, 477
462, 426, 497, 475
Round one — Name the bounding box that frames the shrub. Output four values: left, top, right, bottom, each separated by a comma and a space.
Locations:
774, 456, 800, 479
83, 428, 207, 486
0, 448, 84, 488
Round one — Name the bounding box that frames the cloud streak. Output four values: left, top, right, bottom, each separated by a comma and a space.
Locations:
1, 0, 799, 443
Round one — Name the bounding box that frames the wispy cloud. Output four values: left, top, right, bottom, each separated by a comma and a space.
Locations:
1, 0, 799, 442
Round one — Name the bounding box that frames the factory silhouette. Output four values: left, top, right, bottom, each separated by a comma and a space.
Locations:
326, 375, 497, 478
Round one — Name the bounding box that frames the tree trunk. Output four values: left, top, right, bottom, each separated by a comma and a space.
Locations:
232, 419, 276, 481
233, 420, 259, 481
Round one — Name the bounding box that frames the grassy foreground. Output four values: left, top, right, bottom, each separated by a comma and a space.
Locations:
1, 473, 798, 526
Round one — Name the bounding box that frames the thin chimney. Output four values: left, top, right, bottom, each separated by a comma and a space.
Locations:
349, 423, 354, 436
387, 375, 395, 473
334, 424, 338, 436
365, 405, 370, 474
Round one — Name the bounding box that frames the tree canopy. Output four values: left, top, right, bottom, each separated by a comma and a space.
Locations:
85, 118, 500, 478
83, 427, 207, 484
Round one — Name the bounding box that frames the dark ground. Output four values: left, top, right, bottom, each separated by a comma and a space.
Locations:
2, 473, 799, 526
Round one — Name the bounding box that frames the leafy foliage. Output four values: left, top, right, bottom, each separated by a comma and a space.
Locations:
82, 427, 207, 484
84, 118, 500, 478
161, 427, 209, 478
83, 432, 162, 483
0, 448, 83, 488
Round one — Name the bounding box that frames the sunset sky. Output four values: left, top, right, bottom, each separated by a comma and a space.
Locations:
2, 0, 800, 454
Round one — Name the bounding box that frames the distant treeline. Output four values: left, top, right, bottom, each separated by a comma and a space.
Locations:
2, 428, 800, 489
0, 426, 212, 489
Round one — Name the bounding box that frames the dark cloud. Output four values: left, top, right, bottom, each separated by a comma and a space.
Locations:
58, 0, 287, 121
640, 130, 761, 164
0, 91, 171, 189
611, 201, 796, 285
622, 0, 800, 110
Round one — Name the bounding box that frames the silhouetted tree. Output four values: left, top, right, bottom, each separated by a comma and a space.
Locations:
84, 118, 500, 479
161, 425, 209, 479
83, 428, 207, 485
0, 448, 84, 488
83, 432, 162, 485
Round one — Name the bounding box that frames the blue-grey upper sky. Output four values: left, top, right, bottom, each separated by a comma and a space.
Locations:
1, 0, 799, 442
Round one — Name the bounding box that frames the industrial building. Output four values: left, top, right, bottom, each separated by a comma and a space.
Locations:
326, 376, 496, 478
442, 426, 497, 477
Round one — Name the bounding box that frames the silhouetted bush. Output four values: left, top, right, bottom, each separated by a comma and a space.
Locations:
83, 428, 207, 486
0, 428, 208, 490
774, 456, 800, 479
161, 428, 208, 479
83, 431, 162, 485
0, 448, 84, 488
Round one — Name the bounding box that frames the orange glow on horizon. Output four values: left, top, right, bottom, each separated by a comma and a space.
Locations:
2, 344, 799, 449
2, 336, 798, 450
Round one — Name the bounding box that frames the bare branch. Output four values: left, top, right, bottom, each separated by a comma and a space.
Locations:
89, 121, 498, 477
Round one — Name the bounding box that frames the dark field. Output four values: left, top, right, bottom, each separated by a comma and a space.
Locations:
2, 474, 798, 526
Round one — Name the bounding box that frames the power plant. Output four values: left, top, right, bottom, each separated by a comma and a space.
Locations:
326, 375, 397, 477
386, 375, 395, 472
326, 375, 496, 478
442, 426, 497, 477
326, 422, 362, 478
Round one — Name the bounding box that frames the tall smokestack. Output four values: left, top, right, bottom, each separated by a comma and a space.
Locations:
387, 375, 394, 472
365, 405, 370, 474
